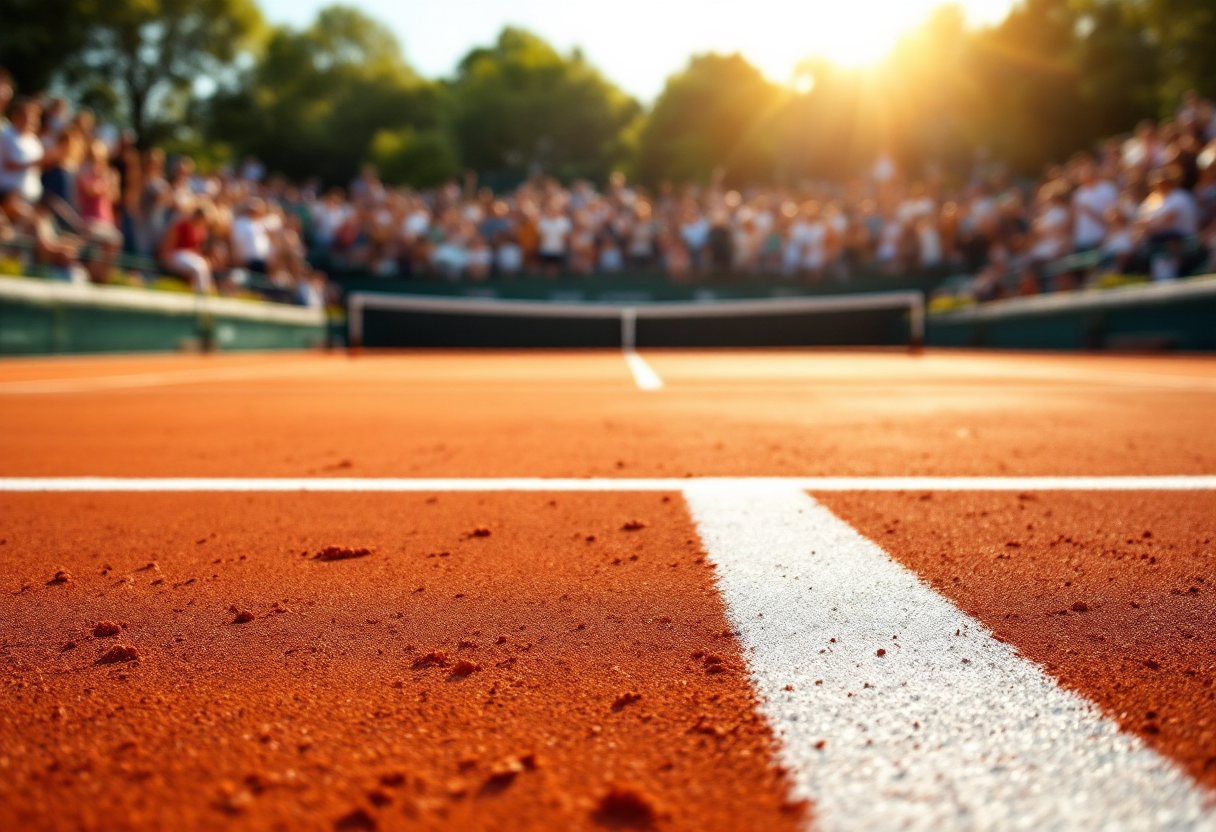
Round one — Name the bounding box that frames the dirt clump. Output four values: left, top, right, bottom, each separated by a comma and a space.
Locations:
592, 785, 660, 828
482, 756, 528, 792
48, 569, 72, 585
612, 692, 642, 711
333, 806, 377, 830
412, 651, 451, 670
232, 610, 255, 624
621, 520, 646, 531
93, 621, 122, 638
450, 659, 480, 677
314, 546, 372, 561
97, 644, 140, 664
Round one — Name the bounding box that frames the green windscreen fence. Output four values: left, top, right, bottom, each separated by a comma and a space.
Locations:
926, 275, 1216, 351
0, 276, 326, 355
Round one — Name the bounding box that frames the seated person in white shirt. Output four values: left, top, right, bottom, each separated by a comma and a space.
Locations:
230, 197, 273, 273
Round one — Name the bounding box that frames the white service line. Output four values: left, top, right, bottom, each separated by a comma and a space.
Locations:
623, 349, 664, 390
0, 362, 322, 395
683, 481, 1215, 831
2, 475, 1216, 492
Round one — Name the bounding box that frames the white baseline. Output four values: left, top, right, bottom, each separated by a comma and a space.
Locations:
684, 482, 1215, 831
1, 475, 1215, 492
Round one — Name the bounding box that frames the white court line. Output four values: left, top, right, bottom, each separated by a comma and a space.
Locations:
623, 349, 664, 390
683, 482, 1215, 831
1, 475, 1215, 492
0, 363, 322, 395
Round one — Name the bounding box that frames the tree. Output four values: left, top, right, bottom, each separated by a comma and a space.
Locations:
1074, 0, 1159, 137
632, 53, 785, 187
448, 28, 640, 183
1134, 0, 1216, 105
0, 0, 90, 94
371, 127, 460, 187
207, 5, 444, 186
57, 0, 264, 145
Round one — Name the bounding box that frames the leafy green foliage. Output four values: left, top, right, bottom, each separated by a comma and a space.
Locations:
0, 0, 91, 94
4, 0, 1215, 186
64, 0, 263, 144
1135, 0, 1216, 105
206, 5, 443, 186
633, 53, 785, 187
448, 28, 641, 182
371, 127, 460, 187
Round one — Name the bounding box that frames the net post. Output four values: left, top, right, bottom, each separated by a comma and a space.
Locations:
620, 307, 637, 351
909, 292, 925, 355
347, 294, 363, 356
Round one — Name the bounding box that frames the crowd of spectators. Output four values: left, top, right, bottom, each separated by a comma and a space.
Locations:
2, 60, 1216, 305
303, 105, 1216, 301
0, 68, 327, 307
275, 94, 1216, 299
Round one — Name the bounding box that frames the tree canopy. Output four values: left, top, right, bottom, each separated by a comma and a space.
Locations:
0, 0, 91, 95
206, 5, 444, 185
448, 28, 640, 184
61, 0, 263, 144
632, 53, 785, 187
3, 0, 1215, 187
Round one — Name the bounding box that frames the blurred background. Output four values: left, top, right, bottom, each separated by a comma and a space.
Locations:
0, 0, 1214, 351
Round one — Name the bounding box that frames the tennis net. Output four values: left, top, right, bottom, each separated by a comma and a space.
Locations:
347, 290, 925, 350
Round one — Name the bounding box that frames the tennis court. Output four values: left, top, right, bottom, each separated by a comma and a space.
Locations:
2, 347, 1215, 831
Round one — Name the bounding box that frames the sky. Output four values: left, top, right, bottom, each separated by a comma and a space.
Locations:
258, 0, 1019, 102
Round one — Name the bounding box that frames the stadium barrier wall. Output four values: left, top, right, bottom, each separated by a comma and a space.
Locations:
926, 274, 1216, 351
0, 276, 327, 355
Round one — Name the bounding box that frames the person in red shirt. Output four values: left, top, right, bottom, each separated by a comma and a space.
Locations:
159, 206, 213, 293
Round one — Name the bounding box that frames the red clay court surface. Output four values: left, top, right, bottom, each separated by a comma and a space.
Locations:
1, 349, 1215, 831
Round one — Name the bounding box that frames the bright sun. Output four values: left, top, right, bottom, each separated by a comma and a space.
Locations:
809, 5, 924, 67
731, 0, 1013, 86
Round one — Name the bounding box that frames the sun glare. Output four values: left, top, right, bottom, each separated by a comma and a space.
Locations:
806, 5, 919, 67
727, 0, 1013, 88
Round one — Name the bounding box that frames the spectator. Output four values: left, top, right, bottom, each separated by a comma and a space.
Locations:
0, 97, 45, 203
535, 201, 571, 275
597, 233, 623, 272
465, 234, 492, 280
159, 206, 213, 292
1071, 158, 1118, 252
1101, 207, 1135, 273
1137, 165, 1199, 240
75, 138, 122, 281
40, 125, 84, 209
231, 198, 272, 273
494, 231, 523, 276
31, 200, 82, 277
1028, 185, 1071, 266
136, 149, 172, 256
76, 139, 119, 234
